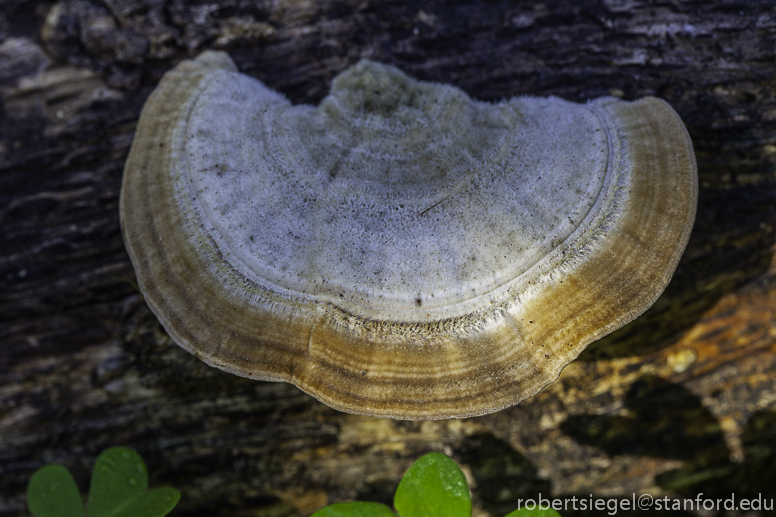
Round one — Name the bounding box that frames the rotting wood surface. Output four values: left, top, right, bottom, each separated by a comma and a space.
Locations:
1, 1, 775, 516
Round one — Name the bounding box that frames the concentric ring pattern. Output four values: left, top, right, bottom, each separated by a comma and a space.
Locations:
121, 51, 697, 419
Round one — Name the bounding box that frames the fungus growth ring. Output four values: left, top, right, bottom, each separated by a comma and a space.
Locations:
121, 51, 697, 419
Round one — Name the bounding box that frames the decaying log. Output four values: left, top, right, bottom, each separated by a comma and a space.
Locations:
1, 1, 775, 516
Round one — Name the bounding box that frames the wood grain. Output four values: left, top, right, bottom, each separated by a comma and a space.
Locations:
1, 1, 775, 515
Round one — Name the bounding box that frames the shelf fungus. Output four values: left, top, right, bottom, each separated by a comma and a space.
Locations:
121, 51, 697, 419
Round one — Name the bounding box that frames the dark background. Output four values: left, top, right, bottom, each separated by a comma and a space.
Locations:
1, 1, 775, 515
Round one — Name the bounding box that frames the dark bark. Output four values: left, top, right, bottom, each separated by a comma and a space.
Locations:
1, 1, 776, 516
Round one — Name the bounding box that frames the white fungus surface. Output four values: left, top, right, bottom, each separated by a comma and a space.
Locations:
122, 52, 697, 418
181, 61, 609, 318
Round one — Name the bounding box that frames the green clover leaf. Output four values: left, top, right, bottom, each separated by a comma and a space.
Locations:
27, 464, 86, 517
27, 447, 179, 517
394, 452, 472, 517
308, 452, 563, 517
86, 447, 179, 517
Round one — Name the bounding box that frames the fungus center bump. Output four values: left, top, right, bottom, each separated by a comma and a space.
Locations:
182, 61, 610, 319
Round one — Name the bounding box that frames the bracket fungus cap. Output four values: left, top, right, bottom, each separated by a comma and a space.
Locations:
121, 51, 697, 420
